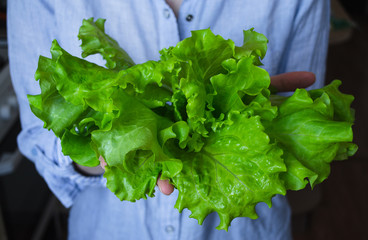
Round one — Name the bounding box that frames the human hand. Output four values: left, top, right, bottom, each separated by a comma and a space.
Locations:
270, 71, 315, 92
99, 156, 174, 195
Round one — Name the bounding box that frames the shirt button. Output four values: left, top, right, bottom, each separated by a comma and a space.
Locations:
186, 14, 193, 22
165, 225, 175, 233
163, 8, 171, 19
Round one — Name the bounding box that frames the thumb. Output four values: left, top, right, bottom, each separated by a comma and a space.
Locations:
157, 178, 174, 195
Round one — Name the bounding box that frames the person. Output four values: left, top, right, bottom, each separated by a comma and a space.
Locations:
7, 0, 330, 239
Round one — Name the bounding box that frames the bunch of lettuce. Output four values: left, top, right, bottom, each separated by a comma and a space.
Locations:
28, 18, 357, 230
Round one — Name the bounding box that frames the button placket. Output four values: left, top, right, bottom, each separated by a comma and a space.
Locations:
158, 189, 180, 240
177, 0, 199, 40
158, 2, 180, 50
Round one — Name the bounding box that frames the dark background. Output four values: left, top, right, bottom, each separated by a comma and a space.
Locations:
0, 0, 367, 239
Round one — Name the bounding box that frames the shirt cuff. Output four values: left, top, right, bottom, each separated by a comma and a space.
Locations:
17, 126, 107, 208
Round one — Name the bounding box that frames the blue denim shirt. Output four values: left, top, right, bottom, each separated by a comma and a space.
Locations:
8, 0, 330, 239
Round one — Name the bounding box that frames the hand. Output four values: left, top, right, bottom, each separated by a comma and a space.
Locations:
270, 71, 315, 92
99, 156, 174, 195
97, 71, 316, 196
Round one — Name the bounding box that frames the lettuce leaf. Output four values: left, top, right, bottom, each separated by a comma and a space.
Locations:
28, 18, 357, 230
78, 18, 134, 70
173, 113, 286, 230
265, 87, 356, 190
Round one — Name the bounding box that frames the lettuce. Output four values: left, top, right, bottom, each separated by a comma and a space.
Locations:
29, 18, 357, 230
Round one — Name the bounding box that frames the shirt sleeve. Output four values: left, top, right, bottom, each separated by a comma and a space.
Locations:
278, 0, 331, 90
7, 0, 106, 208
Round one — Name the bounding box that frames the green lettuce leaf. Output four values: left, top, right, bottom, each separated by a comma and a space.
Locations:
235, 28, 268, 65
209, 57, 270, 115
309, 80, 355, 122
265, 87, 357, 189
28, 18, 357, 231
78, 17, 135, 70
172, 113, 286, 231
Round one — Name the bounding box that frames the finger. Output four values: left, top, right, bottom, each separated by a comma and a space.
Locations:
270, 71, 316, 92
99, 155, 107, 170
157, 178, 174, 195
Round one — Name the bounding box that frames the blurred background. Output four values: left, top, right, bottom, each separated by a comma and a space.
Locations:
0, 0, 367, 239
